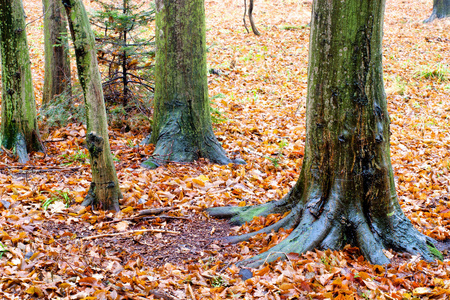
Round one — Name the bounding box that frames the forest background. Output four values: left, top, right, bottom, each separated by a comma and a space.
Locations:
0, 0, 449, 299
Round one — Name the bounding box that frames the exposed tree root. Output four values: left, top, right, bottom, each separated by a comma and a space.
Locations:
15, 133, 29, 164
208, 177, 441, 268
225, 205, 303, 244
207, 190, 296, 225
1, 132, 44, 164
423, 12, 437, 23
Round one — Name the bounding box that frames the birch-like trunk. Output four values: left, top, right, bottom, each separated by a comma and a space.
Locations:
62, 0, 121, 211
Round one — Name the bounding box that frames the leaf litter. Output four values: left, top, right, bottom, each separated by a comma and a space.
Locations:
0, 0, 449, 299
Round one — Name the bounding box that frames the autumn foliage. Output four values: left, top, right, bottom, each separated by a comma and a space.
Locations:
0, 0, 449, 299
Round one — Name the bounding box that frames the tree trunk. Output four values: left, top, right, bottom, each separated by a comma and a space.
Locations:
424, 0, 450, 23
62, 0, 121, 211
0, 0, 44, 163
43, 0, 71, 105
143, 0, 245, 168
208, 0, 441, 268
121, 0, 129, 107
248, 0, 261, 36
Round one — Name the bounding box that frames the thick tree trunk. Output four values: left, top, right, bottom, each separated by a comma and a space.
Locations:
143, 0, 244, 168
424, 0, 450, 23
42, 0, 71, 105
208, 0, 441, 268
62, 0, 121, 211
0, 0, 44, 163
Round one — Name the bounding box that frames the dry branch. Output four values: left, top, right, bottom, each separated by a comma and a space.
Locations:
138, 206, 177, 216
79, 228, 180, 240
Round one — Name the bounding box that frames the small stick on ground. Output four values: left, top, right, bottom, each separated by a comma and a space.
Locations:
103, 215, 189, 225
187, 283, 196, 300
79, 228, 180, 240
43, 138, 66, 143
0, 165, 81, 171
149, 290, 176, 300
138, 206, 177, 216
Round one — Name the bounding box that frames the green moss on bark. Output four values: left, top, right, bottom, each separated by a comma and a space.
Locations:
0, 0, 44, 163
208, 0, 440, 268
63, 0, 121, 211
144, 0, 244, 168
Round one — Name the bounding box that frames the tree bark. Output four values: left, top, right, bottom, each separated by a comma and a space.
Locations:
143, 0, 245, 168
0, 0, 44, 163
208, 0, 441, 268
43, 0, 71, 105
62, 0, 121, 211
424, 0, 450, 23
248, 0, 261, 36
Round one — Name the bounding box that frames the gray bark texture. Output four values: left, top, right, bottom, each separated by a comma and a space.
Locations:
208, 0, 441, 268
62, 0, 121, 211
143, 0, 244, 168
0, 0, 44, 163
43, 0, 71, 104
424, 0, 450, 23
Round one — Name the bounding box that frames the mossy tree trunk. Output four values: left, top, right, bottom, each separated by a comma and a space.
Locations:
143, 0, 244, 168
424, 0, 450, 23
0, 0, 44, 163
208, 0, 441, 268
42, 0, 71, 105
62, 0, 121, 211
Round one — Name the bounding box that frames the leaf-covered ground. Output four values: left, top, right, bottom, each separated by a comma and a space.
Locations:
1, 0, 450, 299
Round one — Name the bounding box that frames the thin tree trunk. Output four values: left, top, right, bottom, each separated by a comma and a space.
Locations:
0, 0, 44, 163
62, 0, 121, 211
208, 0, 440, 268
143, 0, 244, 168
122, 0, 128, 106
424, 0, 450, 23
43, 0, 71, 105
248, 0, 261, 35
243, 0, 249, 33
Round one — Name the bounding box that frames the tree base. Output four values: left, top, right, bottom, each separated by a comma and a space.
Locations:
15, 133, 28, 164
424, 11, 437, 23
208, 185, 441, 268
83, 132, 121, 211
82, 182, 120, 212
142, 112, 245, 168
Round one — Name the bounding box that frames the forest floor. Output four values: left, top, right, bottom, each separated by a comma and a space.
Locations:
1, 0, 450, 299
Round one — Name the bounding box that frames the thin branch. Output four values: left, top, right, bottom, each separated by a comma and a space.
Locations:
79, 228, 180, 241
138, 206, 176, 216
149, 290, 176, 300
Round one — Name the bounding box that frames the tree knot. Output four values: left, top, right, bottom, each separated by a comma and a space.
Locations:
86, 132, 104, 159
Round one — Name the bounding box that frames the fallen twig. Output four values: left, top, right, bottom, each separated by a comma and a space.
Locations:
149, 289, 176, 300
187, 283, 196, 300
43, 138, 66, 143
79, 228, 180, 240
0, 164, 81, 171
104, 215, 189, 225
138, 206, 176, 216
